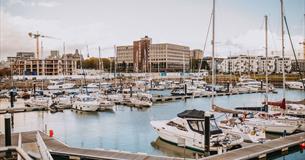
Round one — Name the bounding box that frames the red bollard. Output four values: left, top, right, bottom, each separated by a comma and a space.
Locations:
49, 129, 54, 137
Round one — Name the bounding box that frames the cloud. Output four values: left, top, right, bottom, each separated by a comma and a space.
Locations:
33, 1, 60, 8
209, 29, 304, 58
7, 0, 60, 8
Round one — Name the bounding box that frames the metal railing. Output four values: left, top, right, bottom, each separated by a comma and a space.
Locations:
36, 131, 54, 160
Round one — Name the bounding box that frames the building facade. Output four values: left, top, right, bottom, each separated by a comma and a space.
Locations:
9, 50, 82, 76
190, 49, 203, 60
291, 59, 305, 73
219, 55, 292, 74
116, 36, 190, 72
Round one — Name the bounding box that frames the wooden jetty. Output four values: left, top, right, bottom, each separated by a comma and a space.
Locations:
152, 90, 266, 103
200, 132, 305, 160
0, 131, 183, 160
0, 106, 49, 114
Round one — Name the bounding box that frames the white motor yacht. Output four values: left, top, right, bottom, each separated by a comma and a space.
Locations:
285, 79, 305, 90
236, 76, 274, 91
151, 110, 243, 153
53, 95, 72, 108
129, 96, 152, 107
72, 94, 99, 111
218, 118, 266, 143
244, 114, 298, 134
24, 96, 53, 108
98, 98, 115, 111
47, 81, 75, 90
107, 94, 124, 103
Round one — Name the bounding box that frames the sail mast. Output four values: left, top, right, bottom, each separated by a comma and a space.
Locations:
211, 0, 216, 107
265, 15, 269, 104
98, 46, 101, 90
280, 0, 286, 99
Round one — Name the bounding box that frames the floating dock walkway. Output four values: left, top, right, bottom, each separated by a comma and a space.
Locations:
0, 131, 183, 160
200, 132, 305, 160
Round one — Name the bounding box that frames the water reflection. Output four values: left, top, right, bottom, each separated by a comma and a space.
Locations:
0, 89, 304, 158
151, 137, 204, 159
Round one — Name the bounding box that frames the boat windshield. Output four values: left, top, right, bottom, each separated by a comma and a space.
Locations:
82, 97, 96, 102
187, 118, 222, 135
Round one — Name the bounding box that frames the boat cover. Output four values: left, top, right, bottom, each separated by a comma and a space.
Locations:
262, 98, 286, 110
212, 105, 243, 114
177, 109, 205, 119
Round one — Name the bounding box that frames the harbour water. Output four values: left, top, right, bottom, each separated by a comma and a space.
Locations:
0, 88, 304, 159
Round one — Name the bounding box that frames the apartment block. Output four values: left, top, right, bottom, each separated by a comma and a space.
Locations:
219, 55, 291, 74
9, 50, 82, 76
116, 36, 190, 72
190, 49, 203, 60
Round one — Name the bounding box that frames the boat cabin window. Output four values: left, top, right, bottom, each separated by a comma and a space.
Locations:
187, 119, 222, 135
188, 120, 204, 134
166, 121, 187, 132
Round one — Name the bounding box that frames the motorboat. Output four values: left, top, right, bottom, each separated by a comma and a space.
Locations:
107, 94, 124, 104
72, 94, 99, 111
212, 105, 266, 143
151, 110, 243, 153
236, 76, 274, 91
129, 96, 152, 107
285, 79, 305, 90
244, 115, 298, 134
97, 98, 115, 111
218, 121, 266, 143
53, 95, 72, 108
24, 96, 53, 108
47, 80, 75, 90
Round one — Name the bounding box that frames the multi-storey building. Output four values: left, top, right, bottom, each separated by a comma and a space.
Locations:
274, 57, 292, 74
9, 50, 82, 76
190, 49, 203, 60
219, 55, 291, 74
202, 56, 224, 73
291, 59, 305, 72
116, 36, 190, 72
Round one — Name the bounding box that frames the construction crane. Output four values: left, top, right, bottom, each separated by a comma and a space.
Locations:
28, 31, 60, 59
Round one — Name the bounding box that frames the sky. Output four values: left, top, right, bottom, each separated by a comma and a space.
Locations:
0, 0, 304, 60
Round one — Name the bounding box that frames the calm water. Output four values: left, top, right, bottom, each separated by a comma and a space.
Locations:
0, 89, 304, 159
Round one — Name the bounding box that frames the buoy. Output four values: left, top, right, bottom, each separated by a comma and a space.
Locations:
49, 129, 54, 137
300, 142, 305, 150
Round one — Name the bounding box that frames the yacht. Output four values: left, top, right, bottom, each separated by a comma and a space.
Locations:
97, 98, 115, 111
151, 110, 243, 153
212, 106, 266, 143
244, 115, 298, 134
129, 96, 152, 107
47, 80, 75, 90
53, 95, 72, 108
107, 94, 124, 104
72, 94, 99, 111
236, 76, 274, 91
285, 79, 305, 90
24, 96, 53, 108
218, 121, 266, 143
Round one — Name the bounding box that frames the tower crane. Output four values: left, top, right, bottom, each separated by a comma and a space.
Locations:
28, 31, 60, 59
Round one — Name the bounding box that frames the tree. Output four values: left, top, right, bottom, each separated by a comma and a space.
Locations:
0, 68, 11, 77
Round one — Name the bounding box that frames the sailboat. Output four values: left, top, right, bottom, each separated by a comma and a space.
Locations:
72, 49, 100, 112
235, 2, 302, 134
151, 0, 243, 153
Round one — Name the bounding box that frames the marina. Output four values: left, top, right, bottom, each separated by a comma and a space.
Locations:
1, 0, 305, 159
0, 88, 304, 159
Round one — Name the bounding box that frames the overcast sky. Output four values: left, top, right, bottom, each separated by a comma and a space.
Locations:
0, 0, 304, 60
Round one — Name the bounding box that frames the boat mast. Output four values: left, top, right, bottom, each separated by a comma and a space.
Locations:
265, 15, 269, 104
98, 46, 101, 90
280, 0, 286, 99
211, 0, 216, 107
114, 45, 117, 87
